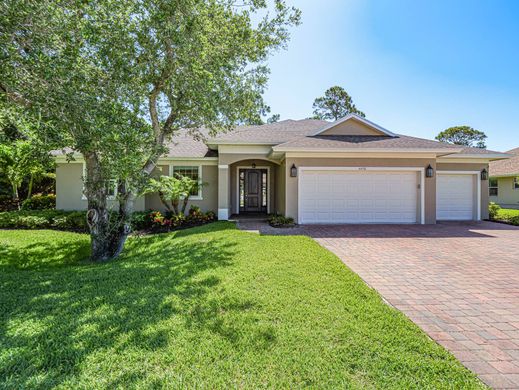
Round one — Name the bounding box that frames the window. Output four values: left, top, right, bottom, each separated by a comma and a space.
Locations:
262, 171, 267, 207
514, 177, 519, 190
171, 165, 202, 198
239, 170, 245, 208
489, 178, 498, 197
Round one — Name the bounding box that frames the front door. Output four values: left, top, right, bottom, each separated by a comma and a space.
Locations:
239, 169, 267, 213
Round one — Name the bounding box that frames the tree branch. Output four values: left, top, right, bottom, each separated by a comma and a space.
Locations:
0, 83, 32, 107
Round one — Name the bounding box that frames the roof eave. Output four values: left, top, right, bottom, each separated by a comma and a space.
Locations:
441, 153, 512, 160
206, 141, 280, 147
271, 147, 464, 154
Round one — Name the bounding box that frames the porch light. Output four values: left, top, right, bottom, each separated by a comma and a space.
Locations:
426, 164, 434, 178
252, 163, 256, 169
481, 168, 489, 181
290, 164, 297, 177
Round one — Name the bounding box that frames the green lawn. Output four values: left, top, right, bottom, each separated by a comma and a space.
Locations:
0, 223, 484, 389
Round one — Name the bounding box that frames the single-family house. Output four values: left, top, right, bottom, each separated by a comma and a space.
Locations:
489, 147, 519, 209
55, 114, 509, 223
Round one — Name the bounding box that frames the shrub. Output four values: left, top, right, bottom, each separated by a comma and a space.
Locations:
268, 214, 295, 228
508, 216, 519, 226
0, 209, 217, 233
189, 205, 202, 215
131, 211, 153, 231
488, 202, 501, 220
0, 210, 87, 232
142, 209, 216, 232
0, 195, 19, 212
21, 194, 56, 210
19, 215, 52, 229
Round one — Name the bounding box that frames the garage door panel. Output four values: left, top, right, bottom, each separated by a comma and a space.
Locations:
436, 174, 475, 221
299, 170, 419, 224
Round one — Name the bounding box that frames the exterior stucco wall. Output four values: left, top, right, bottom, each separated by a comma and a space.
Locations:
436, 163, 489, 220
490, 176, 519, 208
276, 160, 286, 215
56, 162, 145, 211
284, 157, 437, 224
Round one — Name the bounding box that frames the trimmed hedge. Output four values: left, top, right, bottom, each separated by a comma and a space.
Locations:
0, 209, 217, 233
21, 194, 56, 210
0, 210, 89, 232
489, 203, 519, 226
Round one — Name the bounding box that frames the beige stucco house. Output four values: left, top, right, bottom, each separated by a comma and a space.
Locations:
55, 114, 509, 224
489, 147, 519, 209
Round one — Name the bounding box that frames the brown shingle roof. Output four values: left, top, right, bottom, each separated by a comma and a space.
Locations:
208, 119, 328, 143
163, 129, 217, 158
490, 147, 519, 177
52, 119, 510, 160
273, 134, 463, 151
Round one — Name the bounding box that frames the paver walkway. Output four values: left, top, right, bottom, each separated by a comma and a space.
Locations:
238, 221, 519, 389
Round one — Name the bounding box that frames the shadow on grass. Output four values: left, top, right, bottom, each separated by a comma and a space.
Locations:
0, 240, 91, 269
0, 223, 269, 388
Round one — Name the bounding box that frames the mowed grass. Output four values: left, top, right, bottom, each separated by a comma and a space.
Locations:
0, 223, 485, 389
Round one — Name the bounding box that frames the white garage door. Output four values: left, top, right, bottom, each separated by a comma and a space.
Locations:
436, 173, 475, 221
299, 170, 419, 224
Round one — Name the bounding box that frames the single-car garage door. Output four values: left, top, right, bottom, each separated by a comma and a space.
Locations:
299, 169, 419, 224
436, 173, 475, 221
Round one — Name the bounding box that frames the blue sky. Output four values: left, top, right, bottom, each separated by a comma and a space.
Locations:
262, 0, 519, 152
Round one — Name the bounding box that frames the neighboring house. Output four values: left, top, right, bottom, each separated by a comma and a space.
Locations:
489, 147, 519, 209
54, 114, 509, 224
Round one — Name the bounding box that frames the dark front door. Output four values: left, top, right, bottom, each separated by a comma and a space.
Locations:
240, 169, 267, 213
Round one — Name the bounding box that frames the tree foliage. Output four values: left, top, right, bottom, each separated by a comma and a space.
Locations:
0, 0, 300, 260
0, 107, 54, 203
143, 175, 201, 216
267, 114, 281, 123
312, 86, 365, 120
436, 126, 487, 148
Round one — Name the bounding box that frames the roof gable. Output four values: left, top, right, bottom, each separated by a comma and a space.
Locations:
314, 114, 396, 137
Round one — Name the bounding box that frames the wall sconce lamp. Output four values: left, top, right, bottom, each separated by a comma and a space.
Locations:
426, 164, 434, 178
251, 163, 256, 169
481, 168, 489, 181
290, 164, 297, 177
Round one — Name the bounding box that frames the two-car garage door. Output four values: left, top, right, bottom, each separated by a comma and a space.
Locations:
299, 170, 419, 224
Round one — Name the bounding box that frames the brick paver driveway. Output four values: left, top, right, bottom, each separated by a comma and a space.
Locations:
240, 221, 519, 389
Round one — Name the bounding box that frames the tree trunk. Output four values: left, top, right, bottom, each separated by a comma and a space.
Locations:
84, 152, 137, 261
110, 182, 134, 259
27, 174, 34, 200
172, 198, 180, 215
12, 183, 20, 210
158, 191, 172, 212
84, 152, 111, 261
181, 195, 190, 215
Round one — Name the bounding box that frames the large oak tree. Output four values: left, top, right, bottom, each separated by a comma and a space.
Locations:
1, 0, 300, 260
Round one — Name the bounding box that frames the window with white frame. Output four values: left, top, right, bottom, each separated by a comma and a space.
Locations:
514, 177, 519, 190
171, 165, 202, 198
82, 163, 118, 200
489, 178, 498, 196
